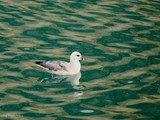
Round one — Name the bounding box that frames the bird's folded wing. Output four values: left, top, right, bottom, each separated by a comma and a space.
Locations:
36, 61, 70, 71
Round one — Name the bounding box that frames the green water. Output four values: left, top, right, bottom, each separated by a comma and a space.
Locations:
0, 0, 160, 119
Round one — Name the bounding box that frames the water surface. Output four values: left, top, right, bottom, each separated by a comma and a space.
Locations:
0, 0, 160, 119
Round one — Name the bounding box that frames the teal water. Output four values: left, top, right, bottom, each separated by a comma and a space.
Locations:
0, 0, 160, 119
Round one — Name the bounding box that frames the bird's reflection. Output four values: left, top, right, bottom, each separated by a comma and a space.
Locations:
38, 72, 85, 90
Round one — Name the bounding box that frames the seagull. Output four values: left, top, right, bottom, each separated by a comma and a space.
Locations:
35, 51, 83, 75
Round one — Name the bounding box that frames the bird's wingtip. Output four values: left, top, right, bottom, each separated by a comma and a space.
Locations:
35, 61, 43, 65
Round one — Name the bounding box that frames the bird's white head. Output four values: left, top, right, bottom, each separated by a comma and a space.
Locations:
70, 51, 83, 62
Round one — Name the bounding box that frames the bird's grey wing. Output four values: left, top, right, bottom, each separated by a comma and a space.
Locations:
35, 61, 69, 71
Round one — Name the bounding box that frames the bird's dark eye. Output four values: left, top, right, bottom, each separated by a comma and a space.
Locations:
77, 54, 80, 57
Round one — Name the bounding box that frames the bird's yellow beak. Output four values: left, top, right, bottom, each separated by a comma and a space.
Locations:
80, 56, 84, 61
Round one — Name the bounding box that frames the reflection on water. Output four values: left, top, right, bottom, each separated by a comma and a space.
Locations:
0, 0, 160, 119
38, 72, 84, 90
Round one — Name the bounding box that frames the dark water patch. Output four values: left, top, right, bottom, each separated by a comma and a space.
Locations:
116, 3, 133, 9
0, 4, 22, 20
66, 28, 95, 33
150, 29, 160, 35
54, 88, 77, 94
0, 37, 13, 52
55, 116, 82, 120
107, 66, 127, 73
113, 19, 129, 23
37, 39, 99, 56
3, 118, 14, 120
18, 47, 36, 52
0, 65, 21, 72
101, 89, 139, 103
104, 56, 160, 74
17, 85, 46, 92
82, 69, 109, 82
107, 5, 127, 13
26, 26, 60, 36
50, 39, 105, 56
40, 1, 63, 9
3, 54, 52, 64
5, 89, 62, 104
139, 8, 158, 13
98, 55, 121, 62
155, 21, 160, 26
128, 103, 160, 119
52, 21, 84, 29
123, 25, 152, 34
51, 11, 68, 16
149, 70, 160, 77
67, 43, 98, 55
112, 115, 129, 119
82, 62, 97, 66
147, 0, 160, 9
63, 2, 85, 9
0, 4, 9, 12
147, 53, 160, 64
138, 33, 160, 42
20, 10, 35, 17
37, 38, 102, 56
39, 42, 62, 48
38, 26, 60, 35
8, 11, 22, 19
0, 102, 30, 111
97, 31, 133, 45
75, 0, 99, 4
88, 12, 115, 17
28, 6, 43, 12
107, 3, 143, 16
60, 103, 105, 116
104, 23, 114, 27
103, 5, 139, 15
0, 76, 22, 82
113, 73, 150, 87
130, 43, 158, 53
98, 53, 130, 62
81, 96, 116, 107
139, 81, 160, 95
22, 27, 60, 40
65, 19, 79, 23
73, 14, 97, 22
92, 25, 106, 29
3, 52, 17, 56
124, 0, 145, 4
21, 112, 47, 118
0, 4, 22, 13
133, 25, 152, 31
22, 69, 46, 78
91, 86, 107, 91
106, 44, 131, 50
0, 18, 24, 26
123, 15, 150, 22
0, 93, 6, 98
